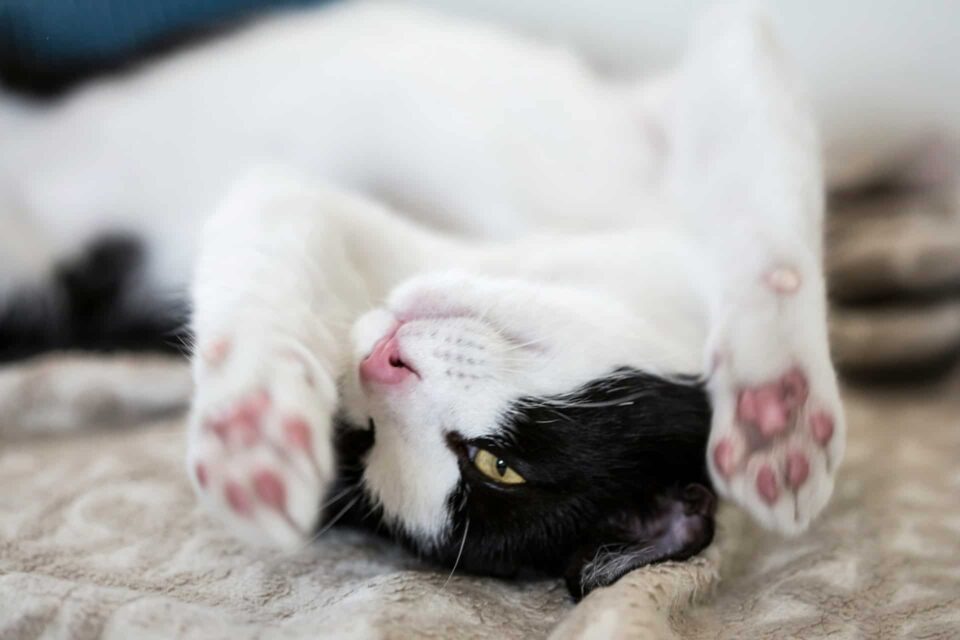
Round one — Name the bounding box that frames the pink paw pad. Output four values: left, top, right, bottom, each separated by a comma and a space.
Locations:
786, 451, 810, 489
283, 417, 313, 452
191, 361, 328, 544
765, 266, 801, 294
712, 438, 740, 477
713, 363, 841, 526
736, 369, 808, 439
195, 463, 208, 488
253, 469, 287, 511
810, 412, 835, 445
738, 388, 788, 436
224, 481, 253, 517
206, 390, 271, 445
756, 465, 780, 504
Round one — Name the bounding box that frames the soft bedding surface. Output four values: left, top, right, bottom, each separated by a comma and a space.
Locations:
1, 356, 958, 639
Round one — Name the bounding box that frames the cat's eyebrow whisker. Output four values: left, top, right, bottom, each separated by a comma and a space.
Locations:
501, 334, 551, 351
488, 329, 551, 354
508, 369, 705, 415
492, 361, 527, 377
510, 404, 577, 424
472, 294, 500, 326
496, 343, 538, 358
467, 296, 551, 353
535, 388, 662, 410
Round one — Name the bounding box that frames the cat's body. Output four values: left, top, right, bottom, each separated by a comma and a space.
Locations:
0, 4, 844, 597
0, 4, 667, 309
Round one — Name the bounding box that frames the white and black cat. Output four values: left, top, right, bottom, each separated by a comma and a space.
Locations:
0, 4, 843, 598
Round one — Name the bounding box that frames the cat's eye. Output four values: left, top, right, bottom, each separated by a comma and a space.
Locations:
472, 448, 526, 485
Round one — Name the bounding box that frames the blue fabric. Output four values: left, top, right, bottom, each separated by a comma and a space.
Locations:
0, 0, 336, 66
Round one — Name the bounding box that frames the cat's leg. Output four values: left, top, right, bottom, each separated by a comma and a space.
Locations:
186, 169, 446, 547
702, 245, 842, 536
667, 9, 844, 534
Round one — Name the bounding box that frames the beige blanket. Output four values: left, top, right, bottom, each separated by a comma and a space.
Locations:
1, 354, 958, 639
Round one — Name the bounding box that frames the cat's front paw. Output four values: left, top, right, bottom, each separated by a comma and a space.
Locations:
187, 339, 335, 547
707, 362, 844, 535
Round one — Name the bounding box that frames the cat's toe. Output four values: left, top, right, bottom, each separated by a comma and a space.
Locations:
708, 367, 845, 535
187, 361, 335, 548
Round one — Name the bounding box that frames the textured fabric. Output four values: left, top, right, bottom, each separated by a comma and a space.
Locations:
827, 187, 960, 376
827, 188, 960, 303
677, 380, 960, 639
0, 355, 718, 640
1, 355, 958, 639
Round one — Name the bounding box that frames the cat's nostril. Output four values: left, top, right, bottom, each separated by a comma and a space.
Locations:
360, 332, 418, 385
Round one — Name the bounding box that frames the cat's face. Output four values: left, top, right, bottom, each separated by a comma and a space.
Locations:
340, 272, 715, 598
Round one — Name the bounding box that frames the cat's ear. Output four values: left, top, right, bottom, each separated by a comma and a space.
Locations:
661, 6, 825, 244
563, 483, 716, 601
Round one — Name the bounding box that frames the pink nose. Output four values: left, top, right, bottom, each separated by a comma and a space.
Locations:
360, 332, 416, 385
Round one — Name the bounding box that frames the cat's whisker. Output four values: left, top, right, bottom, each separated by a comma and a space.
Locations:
361, 490, 385, 522
441, 518, 470, 591
499, 334, 551, 352
313, 493, 363, 540
320, 482, 361, 511
260, 482, 364, 568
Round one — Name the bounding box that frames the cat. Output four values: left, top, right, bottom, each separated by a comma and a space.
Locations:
0, 4, 843, 598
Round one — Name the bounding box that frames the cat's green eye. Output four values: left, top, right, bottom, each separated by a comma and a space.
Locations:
473, 449, 526, 485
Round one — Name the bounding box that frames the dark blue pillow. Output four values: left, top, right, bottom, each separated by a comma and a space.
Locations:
0, 0, 337, 94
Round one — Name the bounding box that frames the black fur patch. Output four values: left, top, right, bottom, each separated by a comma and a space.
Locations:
325, 368, 715, 599
0, 235, 186, 361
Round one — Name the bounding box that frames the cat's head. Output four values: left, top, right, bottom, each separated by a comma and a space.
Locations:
337, 272, 715, 599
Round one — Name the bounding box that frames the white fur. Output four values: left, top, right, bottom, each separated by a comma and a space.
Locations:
0, 3, 667, 307
0, 4, 844, 545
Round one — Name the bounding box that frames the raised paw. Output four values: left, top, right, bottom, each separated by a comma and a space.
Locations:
187, 347, 335, 548
707, 366, 845, 535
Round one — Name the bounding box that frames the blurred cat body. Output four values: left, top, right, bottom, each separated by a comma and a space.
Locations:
0, 3, 670, 304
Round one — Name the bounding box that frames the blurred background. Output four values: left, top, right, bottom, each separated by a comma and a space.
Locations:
5, 0, 959, 177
